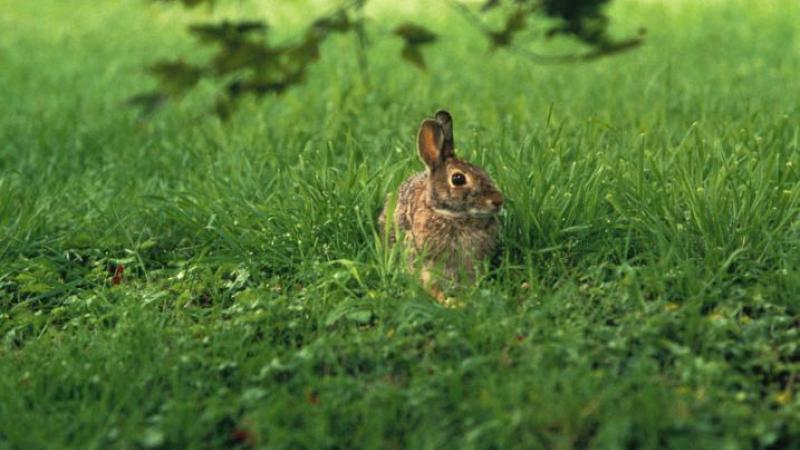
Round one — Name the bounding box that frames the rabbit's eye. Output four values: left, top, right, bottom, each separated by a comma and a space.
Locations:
451, 173, 467, 186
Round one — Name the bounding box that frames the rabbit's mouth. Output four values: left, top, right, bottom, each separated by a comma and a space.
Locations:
431, 207, 469, 218
467, 207, 502, 218
432, 206, 501, 219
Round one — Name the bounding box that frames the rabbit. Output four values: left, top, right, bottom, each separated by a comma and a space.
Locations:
378, 110, 504, 304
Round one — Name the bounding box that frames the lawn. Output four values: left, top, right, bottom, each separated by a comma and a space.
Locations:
1, 0, 799, 448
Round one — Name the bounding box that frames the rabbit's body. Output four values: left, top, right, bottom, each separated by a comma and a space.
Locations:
386, 171, 500, 279
379, 111, 503, 302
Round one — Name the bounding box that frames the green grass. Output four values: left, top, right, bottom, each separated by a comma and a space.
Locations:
2, 0, 800, 448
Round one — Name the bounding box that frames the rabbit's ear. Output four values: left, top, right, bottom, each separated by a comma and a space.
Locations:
418, 119, 446, 170
434, 110, 455, 159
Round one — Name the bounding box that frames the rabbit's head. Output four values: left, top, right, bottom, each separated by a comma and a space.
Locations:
418, 110, 504, 219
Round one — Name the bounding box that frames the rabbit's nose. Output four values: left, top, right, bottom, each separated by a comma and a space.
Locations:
487, 194, 504, 209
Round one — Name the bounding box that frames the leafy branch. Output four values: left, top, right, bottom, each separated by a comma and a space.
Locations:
131, 0, 643, 120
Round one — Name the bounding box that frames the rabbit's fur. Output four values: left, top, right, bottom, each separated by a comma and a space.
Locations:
379, 110, 503, 303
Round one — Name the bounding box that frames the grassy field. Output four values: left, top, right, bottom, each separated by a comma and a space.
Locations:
2, 0, 800, 448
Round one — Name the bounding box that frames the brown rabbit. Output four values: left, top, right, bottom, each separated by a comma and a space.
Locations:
379, 110, 504, 304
